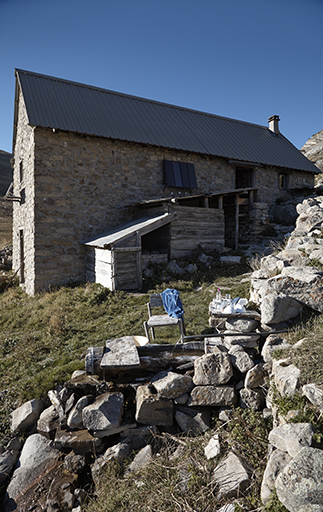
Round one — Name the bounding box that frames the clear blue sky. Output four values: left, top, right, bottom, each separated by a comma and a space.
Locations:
0, 0, 322, 154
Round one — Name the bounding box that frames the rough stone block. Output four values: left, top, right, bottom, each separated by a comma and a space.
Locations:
175, 408, 210, 435
151, 370, 194, 399
135, 385, 173, 426
193, 352, 233, 386
239, 388, 264, 410
82, 392, 124, 432
261, 449, 292, 504
228, 345, 254, 374
268, 423, 314, 457
212, 451, 253, 499
188, 386, 236, 407
276, 447, 323, 511
11, 399, 43, 434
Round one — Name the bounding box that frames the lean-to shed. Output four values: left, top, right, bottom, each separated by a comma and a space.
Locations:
83, 203, 224, 290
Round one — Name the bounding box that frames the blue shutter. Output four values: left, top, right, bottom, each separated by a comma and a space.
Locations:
164, 160, 197, 188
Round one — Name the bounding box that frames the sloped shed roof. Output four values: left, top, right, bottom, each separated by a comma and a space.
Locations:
83, 212, 174, 249
14, 69, 319, 173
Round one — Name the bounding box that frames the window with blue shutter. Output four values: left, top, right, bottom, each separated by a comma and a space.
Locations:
164, 160, 197, 189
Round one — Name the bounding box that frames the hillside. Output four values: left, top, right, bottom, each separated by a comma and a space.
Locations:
0, 150, 12, 197
0, 150, 13, 247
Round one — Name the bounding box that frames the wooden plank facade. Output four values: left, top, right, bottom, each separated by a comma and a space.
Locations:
84, 202, 225, 291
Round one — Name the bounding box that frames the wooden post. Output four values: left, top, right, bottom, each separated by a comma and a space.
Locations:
204, 197, 209, 208
218, 195, 223, 210
248, 189, 254, 208
136, 231, 142, 290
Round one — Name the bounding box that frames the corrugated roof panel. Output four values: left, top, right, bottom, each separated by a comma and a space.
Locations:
15, 69, 320, 173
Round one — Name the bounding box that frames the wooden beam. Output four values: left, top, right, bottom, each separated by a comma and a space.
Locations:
112, 247, 141, 252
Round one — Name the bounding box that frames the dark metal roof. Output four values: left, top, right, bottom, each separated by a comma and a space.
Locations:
15, 69, 320, 173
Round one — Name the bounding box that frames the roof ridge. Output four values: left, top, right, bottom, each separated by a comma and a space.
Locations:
15, 68, 268, 131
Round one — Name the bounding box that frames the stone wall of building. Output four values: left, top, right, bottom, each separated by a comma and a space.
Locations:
12, 91, 35, 294
255, 167, 315, 205
29, 128, 236, 293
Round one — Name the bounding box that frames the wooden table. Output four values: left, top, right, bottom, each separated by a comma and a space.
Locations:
208, 304, 261, 330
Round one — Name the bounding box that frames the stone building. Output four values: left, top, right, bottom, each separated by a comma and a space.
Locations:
12, 69, 320, 295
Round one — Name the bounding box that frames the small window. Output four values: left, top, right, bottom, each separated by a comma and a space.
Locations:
163, 160, 197, 189
235, 167, 253, 189
20, 188, 26, 205
279, 174, 288, 189
19, 161, 23, 183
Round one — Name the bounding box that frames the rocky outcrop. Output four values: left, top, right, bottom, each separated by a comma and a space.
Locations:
250, 196, 323, 328
301, 129, 323, 174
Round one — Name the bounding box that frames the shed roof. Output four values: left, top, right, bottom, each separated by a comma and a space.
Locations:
14, 69, 319, 173
83, 212, 173, 248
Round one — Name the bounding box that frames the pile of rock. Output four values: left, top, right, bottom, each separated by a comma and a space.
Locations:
250, 196, 323, 329
1, 323, 273, 511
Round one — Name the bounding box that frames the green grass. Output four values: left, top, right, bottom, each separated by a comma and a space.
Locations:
0, 255, 251, 447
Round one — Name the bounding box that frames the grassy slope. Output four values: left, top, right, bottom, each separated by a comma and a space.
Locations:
0, 256, 250, 445
2, 253, 323, 511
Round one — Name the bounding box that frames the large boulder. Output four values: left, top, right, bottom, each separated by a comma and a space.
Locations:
3, 434, 61, 512
261, 266, 323, 312
261, 294, 303, 325
276, 447, 323, 511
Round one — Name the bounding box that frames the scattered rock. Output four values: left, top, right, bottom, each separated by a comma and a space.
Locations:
125, 445, 152, 476
204, 434, 220, 459
302, 383, 323, 413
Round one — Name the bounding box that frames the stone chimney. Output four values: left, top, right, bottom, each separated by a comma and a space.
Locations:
268, 115, 280, 134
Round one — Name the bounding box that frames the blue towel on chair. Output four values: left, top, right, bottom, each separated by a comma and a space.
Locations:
161, 289, 184, 319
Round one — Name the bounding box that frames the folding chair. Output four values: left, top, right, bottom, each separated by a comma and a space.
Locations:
143, 293, 186, 343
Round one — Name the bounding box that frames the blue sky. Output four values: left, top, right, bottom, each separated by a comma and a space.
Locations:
0, 0, 322, 154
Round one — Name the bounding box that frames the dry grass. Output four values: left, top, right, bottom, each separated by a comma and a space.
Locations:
86, 408, 272, 512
